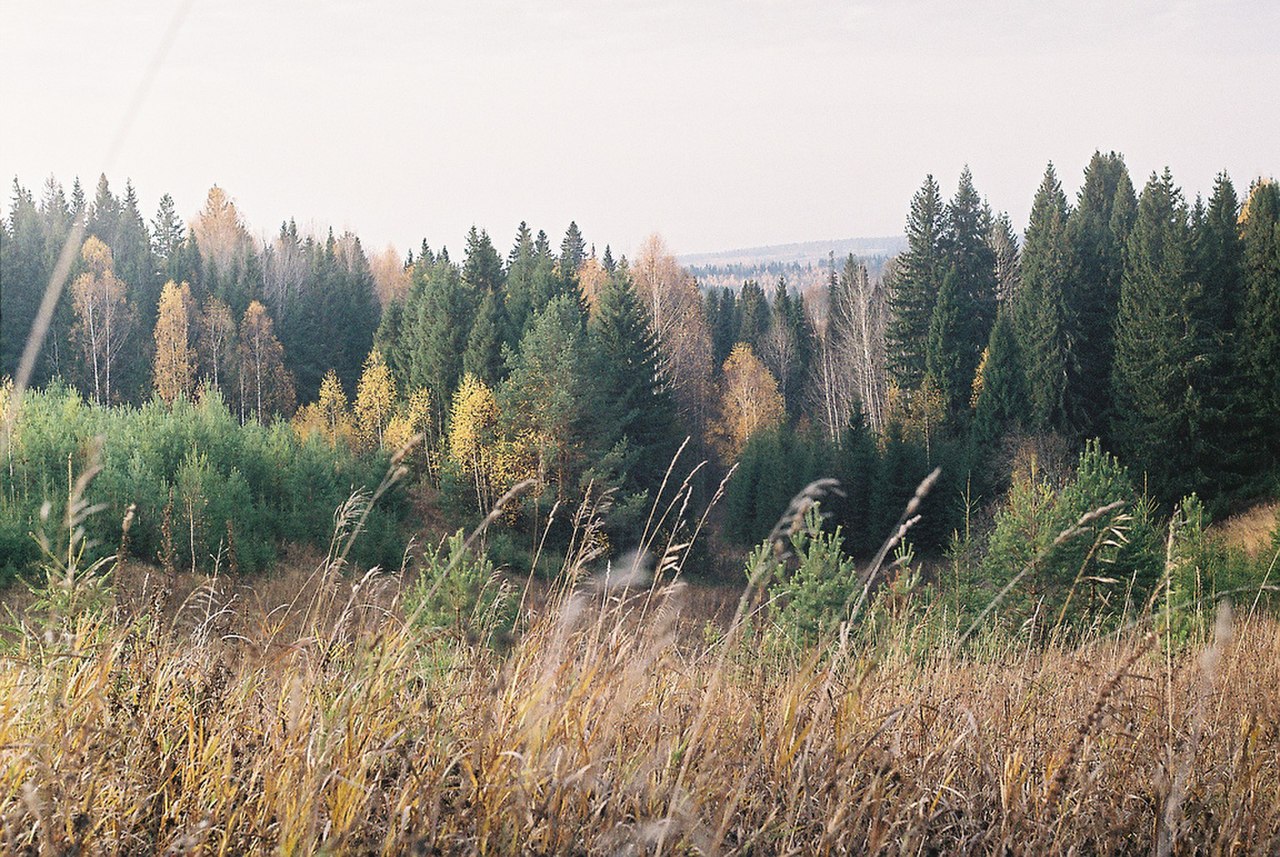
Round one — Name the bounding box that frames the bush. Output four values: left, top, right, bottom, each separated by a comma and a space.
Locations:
973, 439, 1162, 637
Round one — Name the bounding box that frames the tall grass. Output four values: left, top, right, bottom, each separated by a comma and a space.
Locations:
1, 464, 1277, 854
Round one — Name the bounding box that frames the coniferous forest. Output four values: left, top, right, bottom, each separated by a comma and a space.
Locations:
2, 156, 1280, 852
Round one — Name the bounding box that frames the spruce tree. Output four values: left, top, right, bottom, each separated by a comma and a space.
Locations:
1238, 180, 1280, 487
737, 279, 769, 352
1191, 173, 1251, 504
463, 290, 505, 385
588, 265, 679, 499
887, 175, 946, 390
152, 193, 186, 273
1015, 164, 1073, 433
559, 221, 586, 280
1065, 151, 1137, 437
972, 309, 1026, 447
925, 270, 967, 418
991, 211, 1021, 306
1111, 169, 1208, 506
940, 167, 998, 398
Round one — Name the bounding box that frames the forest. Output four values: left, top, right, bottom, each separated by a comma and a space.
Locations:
3, 155, 1278, 583
1, 152, 1278, 852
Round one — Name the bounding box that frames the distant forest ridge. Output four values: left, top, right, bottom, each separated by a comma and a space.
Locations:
682, 235, 906, 295
679, 235, 907, 267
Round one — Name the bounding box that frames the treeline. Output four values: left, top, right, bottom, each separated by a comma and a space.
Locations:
2, 154, 1278, 581
718, 157, 1279, 556
1, 178, 381, 411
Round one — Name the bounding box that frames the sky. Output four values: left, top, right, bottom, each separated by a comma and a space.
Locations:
2, 0, 1277, 259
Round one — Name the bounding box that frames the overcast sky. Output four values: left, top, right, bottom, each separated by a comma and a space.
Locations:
2, 0, 1276, 258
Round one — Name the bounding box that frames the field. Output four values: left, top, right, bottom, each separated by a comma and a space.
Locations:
2, 506, 1277, 855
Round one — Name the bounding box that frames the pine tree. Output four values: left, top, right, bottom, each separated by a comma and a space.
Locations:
1015, 164, 1073, 432
1111, 169, 1207, 505
1066, 151, 1137, 437
887, 175, 946, 390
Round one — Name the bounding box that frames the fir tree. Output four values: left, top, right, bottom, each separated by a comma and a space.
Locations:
1238, 179, 1280, 487
588, 265, 679, 499
887, 175, 946, 390
925, 270, 967, 418
463, 290, 505, 385
737, 279, 769, 352
939, 167, 998, 405
972, 309, 1026, 447
1111, 169, 1208, 506
1065, 151, 1137, 437
1015, 164, 1073, 432
559, 221, 586, 280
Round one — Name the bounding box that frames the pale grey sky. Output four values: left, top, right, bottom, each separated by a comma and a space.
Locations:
2, 0, 1276, 258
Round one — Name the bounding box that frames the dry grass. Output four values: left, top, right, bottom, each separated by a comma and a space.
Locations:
1, 555, 1278, 855
1211, 501, 1280, 558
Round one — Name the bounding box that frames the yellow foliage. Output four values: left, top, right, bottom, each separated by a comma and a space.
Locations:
315, 369, 355, 447
448, 374, 498, 476
153, 280, 196, 406
290, 402, 326, 443
970, 346, 990, 411
354, 350, 397, 449
713, 343, 786, 460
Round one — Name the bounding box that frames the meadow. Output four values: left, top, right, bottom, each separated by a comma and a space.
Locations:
1, 463, 1276, 856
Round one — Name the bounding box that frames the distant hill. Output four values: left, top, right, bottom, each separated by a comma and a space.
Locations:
681, 236, 906, 296
678, 236, 906, 269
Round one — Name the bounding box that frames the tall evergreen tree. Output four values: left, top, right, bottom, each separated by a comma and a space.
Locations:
151, 193, 186, 274
990, 211, 1021, 306
939, 167, 998, 401
559, 221, 586, 280
588, 265, 679, 500
736, 279, 769, 352
1015, 164, 1073, 432
1065, 151, 1137, 437
1237, 179, 1280, 487
1, 181, 46, 379
1111, 169, 1208, 506
925, 270, 967, 417
972, 309, 1027, 447
463, 290, 505, 385
887, 175, 946, 390
1190, 173, 1252, 504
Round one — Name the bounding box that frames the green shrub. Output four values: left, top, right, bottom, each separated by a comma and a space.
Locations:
974, 439, 1162, 638
404, 530, 514, 649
